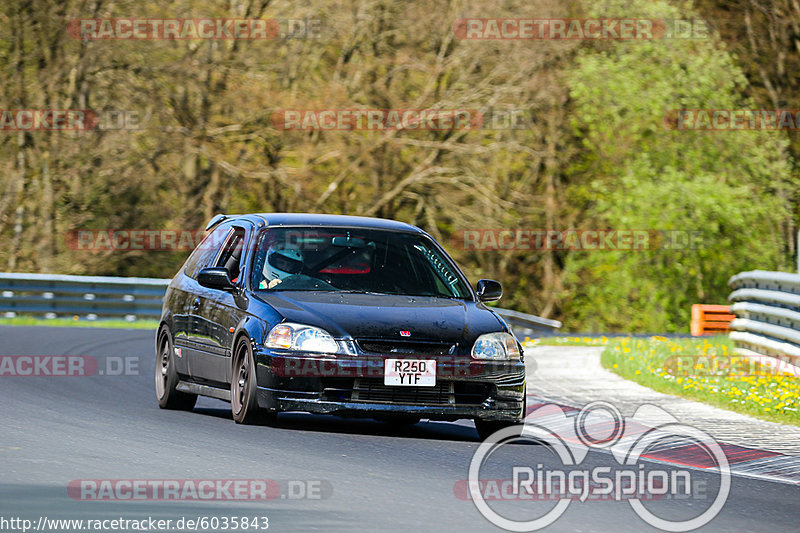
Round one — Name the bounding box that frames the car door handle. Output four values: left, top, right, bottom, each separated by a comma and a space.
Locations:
191, 298, 201, 311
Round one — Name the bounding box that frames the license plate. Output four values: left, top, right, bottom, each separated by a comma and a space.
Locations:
384, 359, 436, 387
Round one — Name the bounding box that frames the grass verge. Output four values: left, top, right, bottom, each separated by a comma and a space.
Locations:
601, 336, 800, 426
0, 317, 158, 330
525, 336, 610, 347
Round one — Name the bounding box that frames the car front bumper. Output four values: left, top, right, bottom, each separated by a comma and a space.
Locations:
254, 349, 526, 422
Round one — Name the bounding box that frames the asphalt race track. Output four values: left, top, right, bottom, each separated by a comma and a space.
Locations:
2, 326, 800, 532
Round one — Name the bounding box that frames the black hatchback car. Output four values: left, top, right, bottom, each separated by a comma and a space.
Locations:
155, 213, 526, 439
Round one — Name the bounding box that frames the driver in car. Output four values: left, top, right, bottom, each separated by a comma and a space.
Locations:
259, 247, 304, 289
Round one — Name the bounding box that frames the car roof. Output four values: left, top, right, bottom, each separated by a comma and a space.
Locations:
210, 213, 424, 233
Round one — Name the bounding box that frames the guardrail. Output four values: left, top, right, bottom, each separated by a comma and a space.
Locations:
728, 270, 800, 359
492, 307, 562, 336
0, 272, 169, 321
0, 272, 561, 334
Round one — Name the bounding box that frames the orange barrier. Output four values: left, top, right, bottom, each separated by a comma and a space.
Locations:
691, 304, 734, 336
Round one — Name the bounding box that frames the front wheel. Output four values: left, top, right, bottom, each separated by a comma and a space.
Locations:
231, 338, 271, 424
155, 327, 197, 411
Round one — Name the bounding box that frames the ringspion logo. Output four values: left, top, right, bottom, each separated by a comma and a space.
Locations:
467, 402, 730, 531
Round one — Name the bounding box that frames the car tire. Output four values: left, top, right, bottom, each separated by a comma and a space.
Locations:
155, 327, 197, 411
231, 337, 271, 424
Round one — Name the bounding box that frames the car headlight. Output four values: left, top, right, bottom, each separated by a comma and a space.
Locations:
471, 332, 520, 360
265, 323, 338, 354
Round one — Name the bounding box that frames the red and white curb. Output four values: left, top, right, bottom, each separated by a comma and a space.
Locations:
525, 397, 800, 485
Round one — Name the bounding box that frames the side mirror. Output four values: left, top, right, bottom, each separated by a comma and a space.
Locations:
476, 279, 502, 302
197, 267, 236, 291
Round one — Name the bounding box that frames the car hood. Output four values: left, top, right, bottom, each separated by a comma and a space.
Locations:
252, 291, 505, 343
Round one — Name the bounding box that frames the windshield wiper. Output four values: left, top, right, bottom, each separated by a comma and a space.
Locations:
335, 289, 390, 295
406, 293, 470, 300
334, 290, 468, 300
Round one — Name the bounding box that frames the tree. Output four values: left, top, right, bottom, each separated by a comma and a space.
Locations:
561, 0, 797, 331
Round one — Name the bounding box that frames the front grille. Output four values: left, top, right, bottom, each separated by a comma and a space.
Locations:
353, 379, 454, 404
356, 339, 455, 355
348, 379, 491, 406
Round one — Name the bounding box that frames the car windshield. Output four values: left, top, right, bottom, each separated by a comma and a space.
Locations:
250, 227, 472, 299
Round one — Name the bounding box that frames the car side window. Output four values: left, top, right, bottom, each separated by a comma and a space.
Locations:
214, 227, 246, 283
183, 226, 230, 279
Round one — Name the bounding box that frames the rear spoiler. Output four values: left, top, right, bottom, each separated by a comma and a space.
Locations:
205, 214, 228, 231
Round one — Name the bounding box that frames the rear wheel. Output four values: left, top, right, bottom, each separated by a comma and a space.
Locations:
231, 337, 271, 424
155, 327, 197, 411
